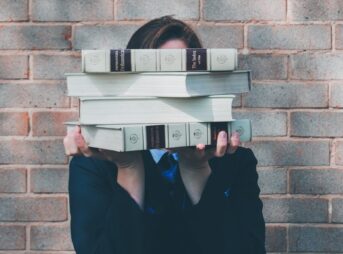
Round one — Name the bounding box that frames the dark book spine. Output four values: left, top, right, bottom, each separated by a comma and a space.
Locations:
186, 48, 207, 71
146, 125, 165, 149
110, 49, 132, 71
210, 122, 228, 145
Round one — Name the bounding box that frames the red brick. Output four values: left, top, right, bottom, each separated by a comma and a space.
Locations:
0, 112, 29, 136
0, 168, 26, 193
0, 139, 67, 164
31, 168, 68, 193
266, 225, 287, 252
31, 225, 73, 250
0, 225, 26, 250
32, 111, 78, 136
0, 196, 67, 221
0, 55, 28, 79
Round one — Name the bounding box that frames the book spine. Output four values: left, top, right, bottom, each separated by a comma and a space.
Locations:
82, 48, 237, 72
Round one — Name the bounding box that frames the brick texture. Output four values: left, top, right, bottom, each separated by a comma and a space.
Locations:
290, 169, 343, 194
0, 82, 69, 108
289, 0, 343, 21
30, 225, 73, 250
33, 55, 81, 80
331, 83, 343, 108
291, 112, 343, 137
233, 111, 287, 136
247, 141, 330, 166
238, 54, 288, 80
336, 141, 343, 165
31, 168, 68, 193
243, 82, 328, 108
248, 25, 331, 50
0, 0, 28, 21
32, 0, 113, 21
0, 168, 26, 193
332, 198, 343, 223
0, 225, 26, 250
74, 25, 139, 49
290, 53, 343, 80
257, 168, 287, 194
32, 111, 78, 136
116, 0, 199, 20
336, 24, 343, 49
265, 226, 287, 252
0, 197, 67, 221
203, 0, 286, 21
0, 140, 67, 164
289, 226, 343, 252
0, 112, 29, 136
0, 25, 71, 50
0, 55, 28, 79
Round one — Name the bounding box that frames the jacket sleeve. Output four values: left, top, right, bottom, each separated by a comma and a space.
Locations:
226, 148, 266, 254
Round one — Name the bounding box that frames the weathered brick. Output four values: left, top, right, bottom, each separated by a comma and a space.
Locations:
289, 226, 343, 252
232, 95, 241, 107
233, 111, 287, 136
336, 24, 343, 49
32, 0, 113, 21
290, 53, 343, 80
0, 55, 28, 79
33, 55, 81, 80
32, 111, 78, 136
31, 168, 68, 193
74, 25, 139, 50
290, 169, 343, 194
0, 82, 69, 108
332, 198, 343, 223
203, 0, 285, 21
0, 225, 26, 250
0, 197, 67, 221
248, 25, 331, 50
331, 83, 343, 108
336, 141, 343, 165
289, 0, 343, 21
238, 54, 288, 80
262, 197, 328, 223
0, 0, 28, 21
257, 168, 287, 194
0, 140, 67, 164
243, 83, 328, 108
0, 25, 71, 49
0, 112, 29, 136
0, 168, 26, 193
195, 25, 243, 48
265, 225, 287, 252
31, 225, 73, 250
291, 112, 343, 137
246, 141, 330, 166
117, 0, 199, 20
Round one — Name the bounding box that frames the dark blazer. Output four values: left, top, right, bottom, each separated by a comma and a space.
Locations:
68, 147, 266, 254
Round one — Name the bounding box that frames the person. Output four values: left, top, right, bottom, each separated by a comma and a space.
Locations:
64, 15, 266, 254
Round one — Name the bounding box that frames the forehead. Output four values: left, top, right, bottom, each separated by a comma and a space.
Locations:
158, 39, 188, 49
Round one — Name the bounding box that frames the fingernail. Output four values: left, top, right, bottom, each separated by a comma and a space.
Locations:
221, 131, 227, 138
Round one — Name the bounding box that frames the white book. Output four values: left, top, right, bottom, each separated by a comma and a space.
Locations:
81, 48, 238, 72
79, 95, 235, 125
65, 119, 251, 152
66, 70, 251, 98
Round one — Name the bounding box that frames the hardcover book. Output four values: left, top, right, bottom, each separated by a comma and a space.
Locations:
79, 95, 235, 125
66, 70, 251, 97
65, 119, 251, 151
82, 48, 238, 73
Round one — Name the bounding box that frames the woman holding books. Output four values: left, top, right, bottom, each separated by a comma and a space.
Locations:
64, 16, 266, 254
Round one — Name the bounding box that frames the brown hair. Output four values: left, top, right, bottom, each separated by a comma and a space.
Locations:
126, 15, 202, 49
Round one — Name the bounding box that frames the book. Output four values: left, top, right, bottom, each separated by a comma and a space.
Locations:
65, 119, 252, 152
79, 95, 235, 125
81, 48, 238, 72
66, 70, 251, 98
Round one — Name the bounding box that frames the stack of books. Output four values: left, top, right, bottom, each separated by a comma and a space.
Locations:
65, 48, 252, 152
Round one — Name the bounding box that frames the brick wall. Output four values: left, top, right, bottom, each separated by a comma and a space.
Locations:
0, 0, 342, 253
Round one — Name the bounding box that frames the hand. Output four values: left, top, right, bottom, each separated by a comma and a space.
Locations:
63, 126, 95, 157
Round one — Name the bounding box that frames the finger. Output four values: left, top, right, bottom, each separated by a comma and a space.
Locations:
227, 131, 240, 154
214, 131, 228, 157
